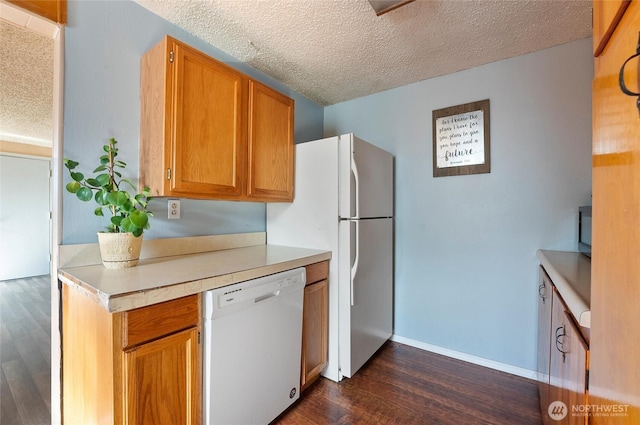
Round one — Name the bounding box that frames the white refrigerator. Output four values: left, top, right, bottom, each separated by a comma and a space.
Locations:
267, 133, 393, 382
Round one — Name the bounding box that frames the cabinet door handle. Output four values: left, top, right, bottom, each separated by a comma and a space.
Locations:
555, 325, 567, 362
618, 32, 640, 116
538, 282, 546, 302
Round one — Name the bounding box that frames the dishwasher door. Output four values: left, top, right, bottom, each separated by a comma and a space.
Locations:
203, 268, 306, 425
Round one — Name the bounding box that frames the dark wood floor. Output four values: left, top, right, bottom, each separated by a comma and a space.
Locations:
0, 275, 51, 425
0, 276, 542, 425
275, 341, 543, 425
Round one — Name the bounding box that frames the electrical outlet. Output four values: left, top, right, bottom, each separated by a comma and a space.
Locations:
168, 199, 180, 219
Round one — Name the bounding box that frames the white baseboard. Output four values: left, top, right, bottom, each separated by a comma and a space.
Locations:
390, 334, 538, 380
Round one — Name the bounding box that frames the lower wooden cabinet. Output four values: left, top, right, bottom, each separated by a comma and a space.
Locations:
62, 286, 201, 425
548, 288, 589, 425
537, 266, 589, 425
537, 267, 553, 423
123, 327, 199, 424
301, 261, 329, 391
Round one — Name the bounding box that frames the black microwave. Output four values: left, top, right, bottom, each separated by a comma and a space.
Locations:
578, 206, 592, 257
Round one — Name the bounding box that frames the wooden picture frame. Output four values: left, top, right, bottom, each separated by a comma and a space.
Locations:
432, 99, 490, 177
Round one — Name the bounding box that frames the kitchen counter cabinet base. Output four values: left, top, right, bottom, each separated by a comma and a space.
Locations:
536, 257, 589, 425
62, 286, 201, 425
537, 266, 553, 424
301, 261, 329, 391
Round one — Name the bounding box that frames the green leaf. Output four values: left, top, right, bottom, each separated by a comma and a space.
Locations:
96, 174, 111, 186
121, 199, 134, 212
111, 216, 123, 226
95, 189, 108, 205
76, 187, 93, 202
64, 159, 79, 170
92, 165, 107, 173
66, 181, 81, 193
94, 207, 104, 216
70, 171, 84, 182
100, 156, 109, 165
85, 178, 101, 187
115, 160, 127, 168
129, 210, 148, 228
103, 145, 110, 153
107, 191, 128, 207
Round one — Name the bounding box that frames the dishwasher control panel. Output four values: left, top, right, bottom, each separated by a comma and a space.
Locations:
204, 268, 306, 319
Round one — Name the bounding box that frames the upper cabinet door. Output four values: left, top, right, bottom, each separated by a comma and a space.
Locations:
247, 80, 295, 202
140, 36, 248, 200
170, 41, 248, 198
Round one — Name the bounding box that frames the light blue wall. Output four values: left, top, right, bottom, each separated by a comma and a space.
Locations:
324, 38, 593, 371
62, 0, 323, 244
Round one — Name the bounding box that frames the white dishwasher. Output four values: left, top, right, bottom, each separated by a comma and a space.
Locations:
203, 267, 306, 425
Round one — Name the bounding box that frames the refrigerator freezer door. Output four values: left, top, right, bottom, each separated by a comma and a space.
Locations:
339, 134, 394, 219
338, 217, 393, 378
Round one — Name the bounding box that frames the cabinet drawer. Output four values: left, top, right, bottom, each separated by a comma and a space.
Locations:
122, 294, 199, 349
305, 261, 329, 285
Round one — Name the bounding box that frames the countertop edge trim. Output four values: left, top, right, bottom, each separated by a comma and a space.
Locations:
536, 249, 591, 329
60, 249, 331, 313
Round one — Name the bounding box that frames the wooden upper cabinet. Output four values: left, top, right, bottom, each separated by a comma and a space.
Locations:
248, 80, 295, 202
140, 35, 295, 202
593, 0, 631, 57
141, 36, 248, 200
6, 0, 67, 24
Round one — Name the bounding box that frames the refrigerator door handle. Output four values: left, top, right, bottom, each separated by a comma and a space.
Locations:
351, 220, 360, 306
351, 156, 360, 219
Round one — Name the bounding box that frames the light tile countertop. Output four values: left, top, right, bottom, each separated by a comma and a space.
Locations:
58, 244, 331, 313
536, 249, 591, 328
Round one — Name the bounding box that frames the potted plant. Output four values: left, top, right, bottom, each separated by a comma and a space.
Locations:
64, 137, 153, 269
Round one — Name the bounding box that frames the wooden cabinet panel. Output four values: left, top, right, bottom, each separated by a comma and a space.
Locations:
6, 0, 67, 24
123, 294, 199, 348
140, 36, 248, 200
301, 279, 328, 391
62, 284, 202, 425
171, 42, 247, 197
591, 1, 640, 422
305, 261, 329, 285
124, 327, 200, 425
247, 80, 295, 201
549, 289, 588, 425
593, 0, 630, 57
537, 267, 553, 424
140, 35, 294, 202
62, 284, 117, 424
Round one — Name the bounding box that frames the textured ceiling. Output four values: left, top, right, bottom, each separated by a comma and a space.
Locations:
134, 0, 593, 106
0, 19, 53, 146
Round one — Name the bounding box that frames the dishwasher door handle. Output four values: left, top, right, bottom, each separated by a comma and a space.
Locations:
255, 290, 280, 303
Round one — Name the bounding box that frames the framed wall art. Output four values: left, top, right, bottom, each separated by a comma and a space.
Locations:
432, 99, 490, 177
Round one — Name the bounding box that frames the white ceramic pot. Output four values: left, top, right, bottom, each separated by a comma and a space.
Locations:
97, 232, 143, 269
